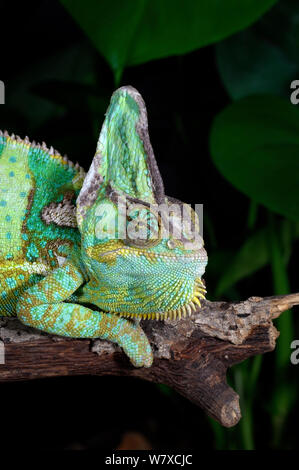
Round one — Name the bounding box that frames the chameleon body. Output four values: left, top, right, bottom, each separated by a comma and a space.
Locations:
0, 86, 208, 367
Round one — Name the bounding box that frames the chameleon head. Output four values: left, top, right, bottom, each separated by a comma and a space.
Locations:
76, 86, 208, 320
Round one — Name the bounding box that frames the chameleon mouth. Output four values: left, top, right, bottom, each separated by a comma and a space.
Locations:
112, 278, 206, 320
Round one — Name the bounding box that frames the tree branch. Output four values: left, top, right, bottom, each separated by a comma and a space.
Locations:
1, 293, 298, 427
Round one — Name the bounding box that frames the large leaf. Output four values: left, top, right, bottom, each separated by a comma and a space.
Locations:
210, 95, 299, 221
60, 0, 277, 82
215, 219, 299, 296
216, 0, 299, 100
215, 228, 269, 296
6, 44, 95, 130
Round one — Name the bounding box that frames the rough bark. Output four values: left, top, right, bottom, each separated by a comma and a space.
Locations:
0, 293, 298, 427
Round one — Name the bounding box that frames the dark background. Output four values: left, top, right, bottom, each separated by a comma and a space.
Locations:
0, 0, 298, 450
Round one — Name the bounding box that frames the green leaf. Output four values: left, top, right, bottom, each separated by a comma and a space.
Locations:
7, 43, 96, 129
268, 380, 297, 446
215, 228, 269, 296
268, 214, 293, 371
210, 95, 299, 221
215, 218, 299, 297
216, 0, 299, 100
60, 0, 277, 82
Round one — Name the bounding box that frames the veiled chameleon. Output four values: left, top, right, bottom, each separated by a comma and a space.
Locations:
0, 86, 207, 367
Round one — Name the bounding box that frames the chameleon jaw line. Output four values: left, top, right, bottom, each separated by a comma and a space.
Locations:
108, 278, 207, 321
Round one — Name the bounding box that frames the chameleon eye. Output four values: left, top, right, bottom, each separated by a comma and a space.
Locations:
125, 205, 160, 248
167, 239, 176, 249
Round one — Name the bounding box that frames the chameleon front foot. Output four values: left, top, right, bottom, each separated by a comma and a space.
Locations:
103, 314, 153, 368
119, 340, 153, 368
15, 265, 153, 368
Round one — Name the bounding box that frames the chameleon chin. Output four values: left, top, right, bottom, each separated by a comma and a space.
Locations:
0, 86, 207, 368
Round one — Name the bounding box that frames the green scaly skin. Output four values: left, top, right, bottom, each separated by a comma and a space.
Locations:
0, 86, 208, 368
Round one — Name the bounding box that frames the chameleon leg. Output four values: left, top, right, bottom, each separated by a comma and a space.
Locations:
16, 261, 153, 367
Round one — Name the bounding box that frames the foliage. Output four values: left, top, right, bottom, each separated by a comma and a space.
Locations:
210, 95, 299, 221
216, 0, 299, 100
60, 0, 277, 83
